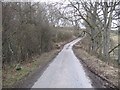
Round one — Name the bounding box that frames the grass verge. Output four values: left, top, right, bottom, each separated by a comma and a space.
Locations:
3, 49, 61, 88
73, 42, 119, 88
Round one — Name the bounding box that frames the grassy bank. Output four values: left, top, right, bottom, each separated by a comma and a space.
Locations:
3, 49, 61, 88
73, 42, 119, 88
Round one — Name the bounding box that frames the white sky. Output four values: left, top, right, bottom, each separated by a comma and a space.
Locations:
2, 0, 118, 29
2, 0, 65, 2
39, 0, 61, 3
37, 0, 69, 4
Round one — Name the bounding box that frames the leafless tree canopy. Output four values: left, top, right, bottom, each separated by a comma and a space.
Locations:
63, 0, 119, 62
2, 1, 78, 66
2, 0, 120, 65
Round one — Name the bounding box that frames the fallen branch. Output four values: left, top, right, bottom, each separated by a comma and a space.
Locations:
109, 44, 120, 54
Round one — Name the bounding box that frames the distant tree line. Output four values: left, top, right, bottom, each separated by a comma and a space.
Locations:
2, 2, 75, 66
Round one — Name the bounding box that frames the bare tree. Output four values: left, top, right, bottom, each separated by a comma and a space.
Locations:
65, 0, 119, 61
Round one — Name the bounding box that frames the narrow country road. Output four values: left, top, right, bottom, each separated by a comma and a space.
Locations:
32, 38, 93, 88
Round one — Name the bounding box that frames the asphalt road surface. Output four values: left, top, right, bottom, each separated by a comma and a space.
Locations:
32, 38, 93, 88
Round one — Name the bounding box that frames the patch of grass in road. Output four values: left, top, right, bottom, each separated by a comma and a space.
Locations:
3, 49, 60, 88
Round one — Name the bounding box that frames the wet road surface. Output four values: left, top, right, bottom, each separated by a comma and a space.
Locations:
32, 38, 93, 88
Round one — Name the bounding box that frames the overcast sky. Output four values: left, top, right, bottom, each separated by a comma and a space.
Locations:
39, 0, 62, 3
2, 0, 118, 30
2, 0, 65, 2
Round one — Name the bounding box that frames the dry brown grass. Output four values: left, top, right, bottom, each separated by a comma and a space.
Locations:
3, 49, 60, 88
73, 43, 119, 87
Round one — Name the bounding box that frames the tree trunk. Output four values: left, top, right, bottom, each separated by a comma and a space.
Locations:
103, 2, 109, 60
